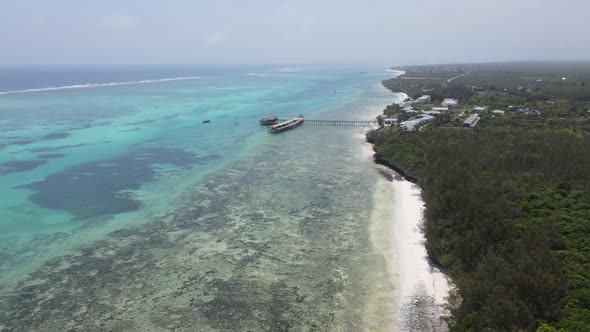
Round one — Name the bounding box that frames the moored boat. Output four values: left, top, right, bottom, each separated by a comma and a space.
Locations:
268, 115, 304, 133
259, 115, 278, 125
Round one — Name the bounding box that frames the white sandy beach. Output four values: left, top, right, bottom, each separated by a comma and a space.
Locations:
387, 169, 452, 331
386, 69, 406, 76
360, 130, 453, 331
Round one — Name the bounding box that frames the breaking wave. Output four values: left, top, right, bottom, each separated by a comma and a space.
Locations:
0, 76, 202, 95
271, 67, 306, 73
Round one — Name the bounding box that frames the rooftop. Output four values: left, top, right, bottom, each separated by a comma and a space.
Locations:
442, 98, 459, 106
464, 114, 480, 126
401, 114, 435, 131
423, 110, 442, 115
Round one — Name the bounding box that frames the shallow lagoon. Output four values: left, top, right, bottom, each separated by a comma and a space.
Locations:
0, 67, 447, 331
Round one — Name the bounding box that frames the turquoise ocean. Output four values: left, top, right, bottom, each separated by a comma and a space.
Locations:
0, 66, 412, 331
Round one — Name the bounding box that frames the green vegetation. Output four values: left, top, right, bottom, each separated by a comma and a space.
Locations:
384, 62, 590, 118
369, 62, 590, 331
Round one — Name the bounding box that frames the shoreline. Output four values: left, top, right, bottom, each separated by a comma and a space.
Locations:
363, 74, 453, 331
380, 164, 452, 331
0, 69, 456, 330
361, 138, 452, 331
367, 62, 590, 330
372, 156, 419, 183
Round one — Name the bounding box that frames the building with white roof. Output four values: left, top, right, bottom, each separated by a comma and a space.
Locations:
422, 110, 442, 116
414, 95, 431, 104
432, 107, 449, 112
400, 100, 414, 108
463, 114, 480, 127
442, 98, 459, 108
401, 115, 435, 131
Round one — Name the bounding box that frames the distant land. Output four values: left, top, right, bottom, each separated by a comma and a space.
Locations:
368, 61, 590, 332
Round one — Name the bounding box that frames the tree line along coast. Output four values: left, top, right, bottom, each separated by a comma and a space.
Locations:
368, 62, 590, 332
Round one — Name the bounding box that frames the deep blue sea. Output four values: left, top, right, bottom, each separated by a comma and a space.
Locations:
0, 65, 427, 330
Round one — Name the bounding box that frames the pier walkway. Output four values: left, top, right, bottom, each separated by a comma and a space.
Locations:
277, 119, 378, 127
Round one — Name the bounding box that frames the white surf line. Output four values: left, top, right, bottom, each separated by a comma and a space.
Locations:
0, 76, 204, 95
447, 71, 472, 83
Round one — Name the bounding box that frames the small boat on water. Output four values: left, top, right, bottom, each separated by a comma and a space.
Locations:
268, 115, 304, 133
259, 115, 278, 125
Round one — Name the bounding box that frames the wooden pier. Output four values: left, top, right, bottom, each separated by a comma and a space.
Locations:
277, 119, 377, 127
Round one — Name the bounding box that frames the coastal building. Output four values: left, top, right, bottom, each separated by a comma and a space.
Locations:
463, 114, 480, 128
401, 114, 435, 131
442, 98, 459, 108
414, 95, 431, 104
432, 107, 449, 112
492, 110, 505, 116
474, 106, 485, 112
422, 110, 442, 116
517, 107, 541, 115
401, 100, 414, 108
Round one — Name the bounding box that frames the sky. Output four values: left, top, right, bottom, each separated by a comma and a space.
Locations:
1, 0, 589, 66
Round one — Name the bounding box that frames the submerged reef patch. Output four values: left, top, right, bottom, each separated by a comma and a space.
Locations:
0, 133, 380, 331
38, 154, 66, 159
0, 160, 47, 175
16, 147, 221, 220
123, 119, 155, 126
43, 133, 70, 140
0, 138, 36, 150
30, 143, 88, 153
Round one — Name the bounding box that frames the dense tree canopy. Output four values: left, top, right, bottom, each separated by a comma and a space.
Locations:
369, 123, 590, 331
370, 62, 590, 331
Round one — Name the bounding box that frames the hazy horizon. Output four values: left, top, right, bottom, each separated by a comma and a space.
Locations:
1, 0, 589, 65
2, 60, 590, 68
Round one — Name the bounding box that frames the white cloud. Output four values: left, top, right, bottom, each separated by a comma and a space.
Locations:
98, 13, 141, 31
